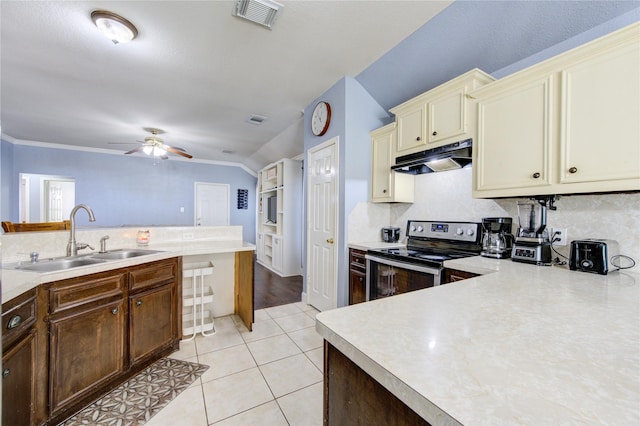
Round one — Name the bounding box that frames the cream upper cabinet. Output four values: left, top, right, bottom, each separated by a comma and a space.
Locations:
474, 75, 555, 193
427, 88, 467, 144
559, 40, 640, 185
390, 69, 495, 158
394, 103, 426, 153
472, 22, 640, 198
371, 123, 414, 203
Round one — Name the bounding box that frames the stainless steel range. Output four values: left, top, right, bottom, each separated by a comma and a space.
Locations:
365, 220, 482, 300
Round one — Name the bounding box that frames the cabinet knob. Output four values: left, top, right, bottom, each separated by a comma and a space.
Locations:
532, 172, 541, 179
569, 167, 578, 174
7, 315, 22, 329
359, 277, 364, 283
432, 131, 437, 136
2, 369, 9, 378
416, 136, 421, 141
136, 300, 143, 306
111, 308, 119, 315
382, 189, 387, 194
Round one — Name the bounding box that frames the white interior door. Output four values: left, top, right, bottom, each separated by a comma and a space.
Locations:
44, 179, 75, 221
195, 183, 230, 226
307, 137, 339, 311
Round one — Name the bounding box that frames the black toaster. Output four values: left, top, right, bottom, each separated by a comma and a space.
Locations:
569, 239, 619, 275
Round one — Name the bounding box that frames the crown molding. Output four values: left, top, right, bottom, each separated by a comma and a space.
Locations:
1, 134, 258, 177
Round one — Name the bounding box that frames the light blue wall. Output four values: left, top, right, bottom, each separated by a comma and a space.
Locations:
2, 141, 257, 243
356, 1, 640, 111
1, 141, 14, 223
303, 77, 392, 307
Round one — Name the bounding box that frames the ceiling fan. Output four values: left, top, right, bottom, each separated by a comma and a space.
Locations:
114, 128, 193, 159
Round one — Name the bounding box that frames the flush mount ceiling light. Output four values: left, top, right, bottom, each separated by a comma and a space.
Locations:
91, 10, 138, 44
232, 0, 283, 29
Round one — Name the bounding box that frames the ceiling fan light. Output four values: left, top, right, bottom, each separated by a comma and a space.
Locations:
91, 10, 138, 44
154, 146, 167, 156
143, 145, 153, 155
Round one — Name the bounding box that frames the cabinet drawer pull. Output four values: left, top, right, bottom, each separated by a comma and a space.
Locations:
111, 308, 119, 315
136, 300, 143, 306
2, 369, 9, 378
7, 315, 22, 329
432, 131, 437, 136
569, 167, 578, 174
358, 277, 364, 283
532, 172, 541, 179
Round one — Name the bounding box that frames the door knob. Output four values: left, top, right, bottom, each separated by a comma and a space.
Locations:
326, 238, 334, 244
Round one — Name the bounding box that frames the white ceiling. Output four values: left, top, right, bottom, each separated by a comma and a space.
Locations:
0, 0, 452, 171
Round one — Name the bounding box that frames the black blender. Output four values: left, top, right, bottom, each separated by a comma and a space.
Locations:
511, 196, 558, 265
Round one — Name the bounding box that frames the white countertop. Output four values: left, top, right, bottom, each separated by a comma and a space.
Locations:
1, 240, 255, 302
348, 241, 406, 251
316, 257, 640, 425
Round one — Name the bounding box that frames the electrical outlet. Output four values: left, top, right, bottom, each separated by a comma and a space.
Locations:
552, 228, 568, 246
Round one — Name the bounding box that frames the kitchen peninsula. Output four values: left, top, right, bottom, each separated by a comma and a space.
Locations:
2, 225, 255, 311
316, 258, 640, 425
1, 225, 255, 425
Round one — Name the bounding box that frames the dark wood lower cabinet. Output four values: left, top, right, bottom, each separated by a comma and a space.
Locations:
130, 284, 176, 364
349, 248, 367, 305
235, 250, 255, 331
324, 342, 430, 426
443, 268, 479, 283
2, 330, 36, 426
49, 299, 126, 416
9, 257, 184, 425
2, 288, 37, 426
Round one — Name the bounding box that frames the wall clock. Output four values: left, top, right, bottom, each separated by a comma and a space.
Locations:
311, 101, 331, 136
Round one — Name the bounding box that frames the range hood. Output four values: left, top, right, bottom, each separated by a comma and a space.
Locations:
391, 139, 472, 175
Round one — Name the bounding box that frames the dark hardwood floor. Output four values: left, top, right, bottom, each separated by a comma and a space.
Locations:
254, 260, 303, 309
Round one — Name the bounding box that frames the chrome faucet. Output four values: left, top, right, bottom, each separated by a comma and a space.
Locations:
67, 204, 96, 256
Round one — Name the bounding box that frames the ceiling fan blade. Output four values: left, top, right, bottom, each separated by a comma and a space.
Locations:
165, 146, 193, 159
160, 155, 169, 160
124, 146, 145, 155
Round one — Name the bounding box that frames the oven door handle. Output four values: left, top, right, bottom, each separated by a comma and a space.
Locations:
365, 254, 441, 276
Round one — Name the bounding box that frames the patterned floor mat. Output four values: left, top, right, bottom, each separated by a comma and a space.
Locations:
61, 358, 209, 426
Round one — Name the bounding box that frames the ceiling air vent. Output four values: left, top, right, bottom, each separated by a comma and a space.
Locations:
246, 114, 268, 125
233, 0, 282, 29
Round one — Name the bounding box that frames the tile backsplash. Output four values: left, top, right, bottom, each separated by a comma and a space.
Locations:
348, 168, 639, 273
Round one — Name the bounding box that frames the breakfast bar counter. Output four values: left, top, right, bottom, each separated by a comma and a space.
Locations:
1, 226, 255, 302
316, 259, 640, 425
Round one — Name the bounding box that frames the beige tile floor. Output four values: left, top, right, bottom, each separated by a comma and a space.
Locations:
146, 302, 324, 426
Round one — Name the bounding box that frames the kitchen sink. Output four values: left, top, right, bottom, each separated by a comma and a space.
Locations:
14, 249, 162, 273
91, 249, 162, 260
16, 257, 107, 272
